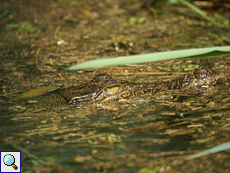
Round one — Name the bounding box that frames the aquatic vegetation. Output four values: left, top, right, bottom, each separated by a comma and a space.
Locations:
6, 22, 42, 33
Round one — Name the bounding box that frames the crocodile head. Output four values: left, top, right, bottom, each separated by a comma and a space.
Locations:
59, 74, 131, 108
69, 81, 125, 105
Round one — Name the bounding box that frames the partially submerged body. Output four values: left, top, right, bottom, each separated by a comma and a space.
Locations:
56, 67, 226, 109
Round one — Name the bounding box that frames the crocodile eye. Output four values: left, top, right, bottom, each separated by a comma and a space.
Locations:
107, 86, 119, 93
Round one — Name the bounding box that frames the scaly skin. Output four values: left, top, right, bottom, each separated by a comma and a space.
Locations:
58, 67, 226, 108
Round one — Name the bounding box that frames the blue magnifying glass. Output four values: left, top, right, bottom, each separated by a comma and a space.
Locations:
3, 154, 18, 170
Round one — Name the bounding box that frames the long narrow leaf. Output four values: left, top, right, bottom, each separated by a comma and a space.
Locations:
176, 0, 221, 26
185, 141, 230, 160
67, 46, 230, 70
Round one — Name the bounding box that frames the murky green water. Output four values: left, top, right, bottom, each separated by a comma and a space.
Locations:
1, 0, 230, 172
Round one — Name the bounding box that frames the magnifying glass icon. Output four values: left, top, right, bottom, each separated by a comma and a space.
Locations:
3, 154, 18, 170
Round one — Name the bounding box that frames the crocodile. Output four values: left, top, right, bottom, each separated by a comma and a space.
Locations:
56, 67, 226, 108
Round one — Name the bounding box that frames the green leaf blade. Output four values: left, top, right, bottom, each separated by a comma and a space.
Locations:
67, 46, 230, 70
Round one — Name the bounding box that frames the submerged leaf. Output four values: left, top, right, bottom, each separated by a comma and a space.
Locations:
157, 67, 164, 70
184, 67, 195, 71
17, 86, 58, 99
